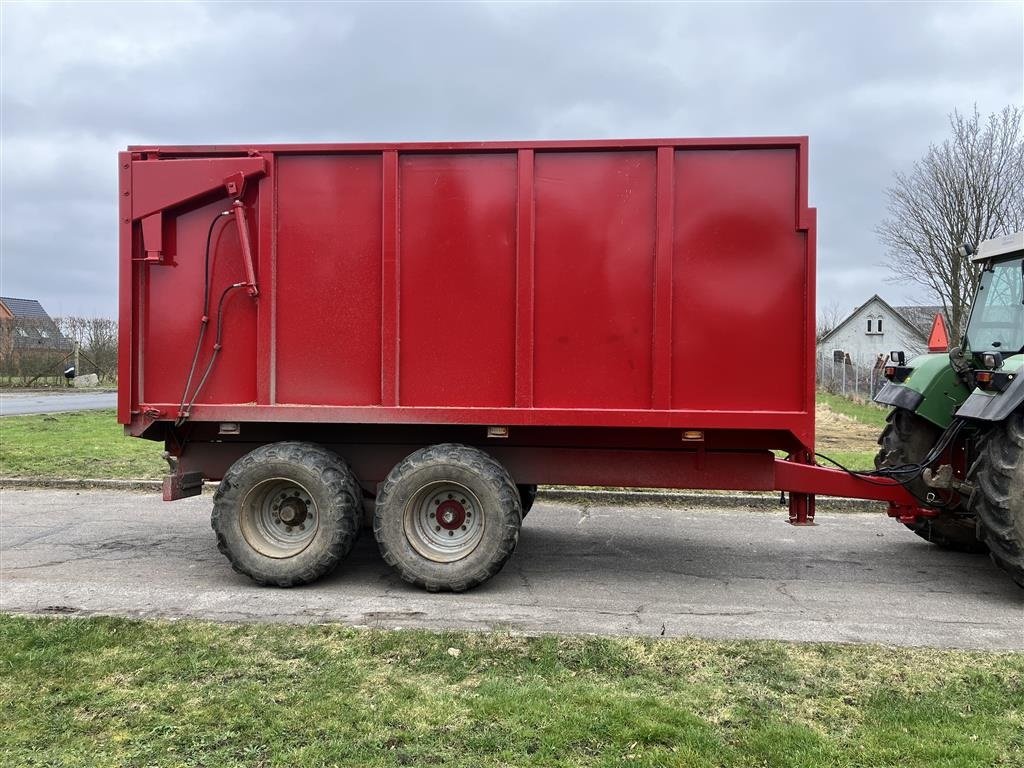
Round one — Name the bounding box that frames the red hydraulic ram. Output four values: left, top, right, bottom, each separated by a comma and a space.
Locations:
119, 138, 923, 526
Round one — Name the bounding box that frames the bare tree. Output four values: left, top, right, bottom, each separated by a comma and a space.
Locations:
816, 299, 847, 344
877, 105, 1024, 339
54, 316, 118, 379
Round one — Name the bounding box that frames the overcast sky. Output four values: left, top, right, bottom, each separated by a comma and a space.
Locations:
2, 1, 1021, 320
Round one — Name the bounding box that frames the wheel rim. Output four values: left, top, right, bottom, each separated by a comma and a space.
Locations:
403, 480, 484, 563
239, 477, 319, 559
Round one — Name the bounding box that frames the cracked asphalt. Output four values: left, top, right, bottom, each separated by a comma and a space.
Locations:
1, 488, 1021, 649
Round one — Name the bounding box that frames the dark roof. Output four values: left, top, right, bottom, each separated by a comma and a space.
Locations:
893, 305, 945, 338
0, 297, 52, 319
0, 297, 73, 351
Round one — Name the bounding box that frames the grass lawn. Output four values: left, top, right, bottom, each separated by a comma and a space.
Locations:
814, 392, 890, 471
0, 409, 164, 479
816, 391, 890, 431
1, 615, 1021, 768
814, 450, 875, 472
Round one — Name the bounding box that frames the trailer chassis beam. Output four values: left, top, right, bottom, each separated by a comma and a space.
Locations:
157, 432, 930, 523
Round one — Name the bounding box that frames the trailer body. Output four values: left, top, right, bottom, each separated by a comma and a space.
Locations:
120, 138, 919, 524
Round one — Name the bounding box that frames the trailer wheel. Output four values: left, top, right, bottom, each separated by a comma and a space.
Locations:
518, 484, 538, 518
875, 408, 986, 553
212, 442, 361, 587
970, 413, 1024, 588
374, 444, 522, 592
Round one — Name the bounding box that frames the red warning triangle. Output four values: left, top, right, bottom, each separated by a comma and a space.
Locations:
927, 313, 950, 352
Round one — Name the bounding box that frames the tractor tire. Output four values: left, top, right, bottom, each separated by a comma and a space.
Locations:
374, 443, 522, 592
518, 484, 538, 518
212, 441, 362, 587
970, 413, 1024, 588
875, 408, 986, 553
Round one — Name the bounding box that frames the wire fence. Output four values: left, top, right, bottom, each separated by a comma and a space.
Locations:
816, 352, 888, 402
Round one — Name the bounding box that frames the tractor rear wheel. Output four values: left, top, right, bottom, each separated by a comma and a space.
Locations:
374, 443, 522, 592
970, 413, 1024, 588
875, 408, 986, 553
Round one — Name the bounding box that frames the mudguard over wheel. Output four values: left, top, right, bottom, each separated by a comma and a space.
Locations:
876, 408, 986, 553
971, 413, 1024, 588
374, 443, 522, 592
212, 441, 361, 587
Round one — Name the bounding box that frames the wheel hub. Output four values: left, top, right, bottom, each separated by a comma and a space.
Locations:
435, 499, 466, 530
404, 482, 484, 563
278, 498, 308, 525
239, 478, 318, 559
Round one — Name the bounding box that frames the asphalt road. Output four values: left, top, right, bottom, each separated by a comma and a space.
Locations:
0, 390, 117, 416
1, 488, 1021, 650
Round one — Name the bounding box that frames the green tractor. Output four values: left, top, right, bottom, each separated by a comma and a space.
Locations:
875, 231, 1023, 587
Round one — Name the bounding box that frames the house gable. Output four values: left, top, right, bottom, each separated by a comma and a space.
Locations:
817, 295, 936, 366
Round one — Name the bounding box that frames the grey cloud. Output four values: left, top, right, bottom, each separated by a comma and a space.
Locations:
2, 1, 1021, 317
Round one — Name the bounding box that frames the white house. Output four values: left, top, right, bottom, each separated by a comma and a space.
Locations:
817, 294, 943, 368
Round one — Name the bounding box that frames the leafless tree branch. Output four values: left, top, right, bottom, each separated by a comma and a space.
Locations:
877, 105, 1024, 339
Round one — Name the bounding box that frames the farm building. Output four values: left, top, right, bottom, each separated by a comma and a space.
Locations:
817, 294, 943, 368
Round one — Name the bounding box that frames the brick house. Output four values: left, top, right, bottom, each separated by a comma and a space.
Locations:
0, 296, 74, 376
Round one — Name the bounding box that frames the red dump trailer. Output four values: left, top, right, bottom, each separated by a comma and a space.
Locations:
120, 137, 922, 589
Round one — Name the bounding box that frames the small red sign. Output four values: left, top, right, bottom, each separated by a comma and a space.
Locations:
927, 313, 950, 352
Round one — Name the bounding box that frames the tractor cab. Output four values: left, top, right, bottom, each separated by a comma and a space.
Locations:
956, 232, 1024, 418
964, 232, 1024, 357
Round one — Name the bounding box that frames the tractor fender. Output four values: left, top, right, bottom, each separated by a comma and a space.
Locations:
956, 360, 1024, 422
874, 382, 923, 412
872, 353, 971, 430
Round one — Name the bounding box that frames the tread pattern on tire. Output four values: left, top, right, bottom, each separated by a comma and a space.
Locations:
211, 441, 361, 587
875, 408, 986, 553
374, 443, 521, 592
970, 413, 1024, 588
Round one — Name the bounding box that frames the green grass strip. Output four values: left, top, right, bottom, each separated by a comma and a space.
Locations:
0, 409, 164, 479
1, 615, 1021, 767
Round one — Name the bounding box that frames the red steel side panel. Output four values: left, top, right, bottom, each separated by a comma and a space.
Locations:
275, 155, 383, 406
123, 138, 815, 456
533, 151, 657, 409
142, 197, 258, 406
398, 154, 517, 407
671, 149, 807, 413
